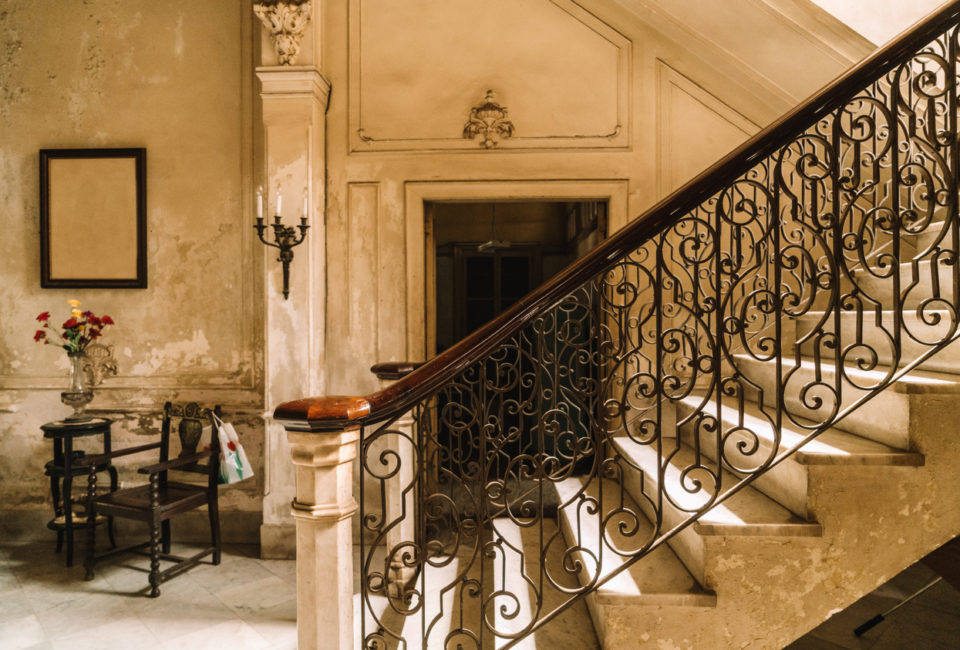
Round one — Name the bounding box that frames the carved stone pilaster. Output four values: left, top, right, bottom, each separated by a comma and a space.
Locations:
253, 0, 312, 66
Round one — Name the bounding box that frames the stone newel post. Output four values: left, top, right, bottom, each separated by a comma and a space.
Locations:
287, 428, 359, 650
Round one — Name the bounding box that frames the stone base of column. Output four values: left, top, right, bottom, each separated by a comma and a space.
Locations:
260, 523, 296, 559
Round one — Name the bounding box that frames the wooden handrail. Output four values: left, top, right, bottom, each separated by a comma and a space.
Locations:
370, 362, 425, 381
275, 0, 960, 432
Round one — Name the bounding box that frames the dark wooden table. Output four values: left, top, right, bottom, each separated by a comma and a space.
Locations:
40, 417, 117, 567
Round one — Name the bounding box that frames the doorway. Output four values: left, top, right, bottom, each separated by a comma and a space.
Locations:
431, 200, 606, 353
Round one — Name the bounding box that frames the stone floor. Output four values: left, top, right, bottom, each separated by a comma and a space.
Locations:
1, 540, 958, 649
0, 543, 297, 650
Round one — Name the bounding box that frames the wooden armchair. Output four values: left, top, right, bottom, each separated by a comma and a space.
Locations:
79, 402, 222, 597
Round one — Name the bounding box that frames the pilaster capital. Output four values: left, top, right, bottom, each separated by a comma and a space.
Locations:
256, 66, 331, 105
253, 0, 312, 66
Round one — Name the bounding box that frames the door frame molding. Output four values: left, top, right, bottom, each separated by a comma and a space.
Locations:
404, 179, 630, 360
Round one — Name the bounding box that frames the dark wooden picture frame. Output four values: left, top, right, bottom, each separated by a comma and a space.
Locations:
39, 147, 147, 289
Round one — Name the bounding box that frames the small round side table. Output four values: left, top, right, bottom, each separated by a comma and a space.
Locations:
41, 417, 118, 567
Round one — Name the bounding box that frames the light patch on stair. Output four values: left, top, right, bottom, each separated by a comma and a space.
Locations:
766, 565, 786, 577
790, 356, 958, 389
714, 554, 745, 571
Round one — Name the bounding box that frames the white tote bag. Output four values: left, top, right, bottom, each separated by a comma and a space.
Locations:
213, 414, 254, 484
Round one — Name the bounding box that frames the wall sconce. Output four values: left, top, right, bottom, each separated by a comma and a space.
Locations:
254, 186, 309, 300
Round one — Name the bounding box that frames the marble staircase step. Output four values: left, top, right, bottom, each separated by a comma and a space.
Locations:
791, 309, 960, 374
849, 258, 958, 309
355, 519, 601, 649
732, 353, 960, 448
610, 436, 820, 583
554, 476, 716, 618
675, 393, 924, 517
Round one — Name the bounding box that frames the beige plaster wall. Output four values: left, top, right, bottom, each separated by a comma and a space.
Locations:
0, 0, 264, 541
809, 0, 946, 45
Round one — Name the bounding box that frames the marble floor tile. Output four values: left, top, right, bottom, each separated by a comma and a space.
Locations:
49, 616, 161, 650
35, 591, 139, 641
2, 540, 958, 649
215, 574, 294, 615
0, 566, 22, 595
160, 618, 269, 650
0, 613, 47, 650
0, 590, 35, 625
238, 596, 298, 648
258, 557, 297, 585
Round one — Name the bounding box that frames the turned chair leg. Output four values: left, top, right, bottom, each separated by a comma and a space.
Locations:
84, 470, 97, 581
107, 466, 119, 549
148, 474, 161, 598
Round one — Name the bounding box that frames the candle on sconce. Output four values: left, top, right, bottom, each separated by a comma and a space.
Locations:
301, 187, 309, 223
256, 186, 264, 223
276, 190, 283, 216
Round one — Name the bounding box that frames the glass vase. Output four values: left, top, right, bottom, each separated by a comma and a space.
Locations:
61, 351, 93, 421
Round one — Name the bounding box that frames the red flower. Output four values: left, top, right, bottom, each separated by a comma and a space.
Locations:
227, 441, 237, 451
88, 315, 101, 327
34, 330, 45, 342
101, 315, 114, 325
82, 310, 93, 318
62, 317, 79, 329
36, 312, 50, 322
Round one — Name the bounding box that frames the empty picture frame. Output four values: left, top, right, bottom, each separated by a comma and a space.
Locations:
39, 148, 147, 288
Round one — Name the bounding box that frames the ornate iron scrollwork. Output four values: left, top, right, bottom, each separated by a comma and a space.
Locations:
359, 20, 960, 649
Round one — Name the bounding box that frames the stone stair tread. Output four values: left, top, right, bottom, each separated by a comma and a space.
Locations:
611, 437, 821, 536
733, 352, 960, 394
677, 393, 924, 465
554, 476, 716, 607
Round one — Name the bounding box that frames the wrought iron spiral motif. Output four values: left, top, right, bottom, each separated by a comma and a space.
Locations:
359, 25, 960, 648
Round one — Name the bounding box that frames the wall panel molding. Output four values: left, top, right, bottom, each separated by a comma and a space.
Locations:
656, 61, 760, 199
348, 0, 631, 152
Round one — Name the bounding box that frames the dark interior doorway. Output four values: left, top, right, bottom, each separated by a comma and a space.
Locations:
429, 200, 607, 484
432, 200, 607, 353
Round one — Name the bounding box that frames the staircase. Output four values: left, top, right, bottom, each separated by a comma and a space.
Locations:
276, 2, 960, 648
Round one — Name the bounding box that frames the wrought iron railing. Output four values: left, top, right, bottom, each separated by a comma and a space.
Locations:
277, 3, 960, 647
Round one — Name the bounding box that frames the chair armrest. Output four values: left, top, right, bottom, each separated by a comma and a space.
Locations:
75, 442, 162, 468
137, 449, 213, 475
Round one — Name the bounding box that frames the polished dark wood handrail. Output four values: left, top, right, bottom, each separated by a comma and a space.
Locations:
371, 362, 425, 381
275, 0, 960, 431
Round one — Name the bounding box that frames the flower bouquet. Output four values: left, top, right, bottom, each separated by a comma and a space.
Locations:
34, 300, 115, 420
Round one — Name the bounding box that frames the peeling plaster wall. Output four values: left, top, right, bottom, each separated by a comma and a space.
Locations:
0, 0, 264, 542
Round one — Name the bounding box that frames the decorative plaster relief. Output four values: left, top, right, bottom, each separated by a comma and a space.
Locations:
349, 0, 630, 152
462, 90, 515, 148
254, 0, 312, 66
82, 343, 118, 387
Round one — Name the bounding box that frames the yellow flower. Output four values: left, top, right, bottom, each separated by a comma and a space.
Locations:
67, 299, 81, 308
71, 309, 83, 319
